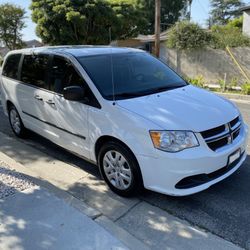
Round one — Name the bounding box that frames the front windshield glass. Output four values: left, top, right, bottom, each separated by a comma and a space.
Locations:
77, 52, 187, 100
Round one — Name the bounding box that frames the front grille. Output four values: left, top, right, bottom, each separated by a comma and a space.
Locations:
230, 116, 240, 128
201, 125, 225, 139
201, 116, 241, 151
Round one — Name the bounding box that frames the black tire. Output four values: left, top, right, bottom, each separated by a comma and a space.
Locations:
98, 141, 143, 197
8, 104, 27, 138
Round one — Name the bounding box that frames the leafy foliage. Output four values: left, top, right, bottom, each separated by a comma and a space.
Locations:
210, 24, 250, 48
138, 0, 188, 35
186, 75, 205, 88
0, 3, 26, 49
167, 20, 250, 50
31, 0, 146, 45
226, 16, 243, 29
209, 0, 244, 25
242, 82, 250, 95
167, 22, 212, 50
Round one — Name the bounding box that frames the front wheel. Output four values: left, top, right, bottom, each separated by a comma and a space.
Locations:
98, 141, 143, 197
8, 105, 27, 138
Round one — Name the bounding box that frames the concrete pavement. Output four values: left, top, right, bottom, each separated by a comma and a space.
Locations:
0, 133, 243, 250
0, 186, 128, 250
0, 152, 147, 250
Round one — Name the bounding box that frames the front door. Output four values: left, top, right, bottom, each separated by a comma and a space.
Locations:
42, 55, 90, 158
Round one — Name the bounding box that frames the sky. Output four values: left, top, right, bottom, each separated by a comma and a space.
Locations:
0, 0, 250, 41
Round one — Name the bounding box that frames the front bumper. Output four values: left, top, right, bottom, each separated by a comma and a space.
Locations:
137, 124, 248, 196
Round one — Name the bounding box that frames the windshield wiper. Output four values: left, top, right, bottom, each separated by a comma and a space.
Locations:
105, 92, 142, 100
106, 85, 186, 100
114, 92, 144, 98
149, 85, 185, 94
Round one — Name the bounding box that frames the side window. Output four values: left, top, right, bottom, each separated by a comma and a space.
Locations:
50, 56, 101, 108
2, 54, 21, 80
50, 56, 86, 94
21, 54, 49, 89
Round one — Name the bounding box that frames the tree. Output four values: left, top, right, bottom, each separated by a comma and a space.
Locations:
167, 21, 212, 50
31, 0, 146, 45
0, 3, 26, 50
138, 0, 188, 34
209, 0, 244, 25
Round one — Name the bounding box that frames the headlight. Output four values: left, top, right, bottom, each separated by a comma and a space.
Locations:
150, 130, 199, 152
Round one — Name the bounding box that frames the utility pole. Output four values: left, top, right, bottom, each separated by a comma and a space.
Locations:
187, 0, 192, 21
155, 0, 161, 58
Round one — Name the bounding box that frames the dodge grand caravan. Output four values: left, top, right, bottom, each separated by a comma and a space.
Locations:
0, 46, 248, 197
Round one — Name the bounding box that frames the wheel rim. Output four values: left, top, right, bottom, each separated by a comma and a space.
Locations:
103, 150, 132, 190
10, 109, 21, 134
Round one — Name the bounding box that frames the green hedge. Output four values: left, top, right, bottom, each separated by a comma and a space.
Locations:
167, 21, 212, 50
167, 21, 250, 50
242, 83, 250, 95
210, 25, 250, 49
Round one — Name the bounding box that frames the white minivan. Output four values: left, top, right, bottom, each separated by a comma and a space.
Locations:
0, 46, 248, 196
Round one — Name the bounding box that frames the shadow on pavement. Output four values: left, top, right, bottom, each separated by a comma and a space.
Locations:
0, 133, 249, 249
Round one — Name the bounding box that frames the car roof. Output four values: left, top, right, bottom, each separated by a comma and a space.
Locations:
7, 46, 144, 58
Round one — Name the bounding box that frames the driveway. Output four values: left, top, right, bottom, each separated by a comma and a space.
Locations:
0, 99, 249, 249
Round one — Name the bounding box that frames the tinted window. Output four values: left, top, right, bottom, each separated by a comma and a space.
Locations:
50, 56, 100, 108
2, 54, 21, 79
21, 54, 49, 88
78, 52, 187, 100
50, 56, 86, 94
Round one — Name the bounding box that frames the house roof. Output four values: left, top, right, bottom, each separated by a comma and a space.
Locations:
240, 5, 250, 11
0, 39, 43, 57
135, 30, 169, 42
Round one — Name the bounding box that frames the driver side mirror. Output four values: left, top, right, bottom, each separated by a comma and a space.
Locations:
63, 86, 85, 101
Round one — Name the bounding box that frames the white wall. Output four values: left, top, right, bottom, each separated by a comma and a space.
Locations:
243, 10, 250, 37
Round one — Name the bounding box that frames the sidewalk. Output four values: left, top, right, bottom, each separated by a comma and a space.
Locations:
0, 158, 130, 250
0, 132, 243, 250
0, 187, 128, 250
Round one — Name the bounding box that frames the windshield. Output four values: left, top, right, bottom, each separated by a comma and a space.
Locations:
77, 52, 187, 100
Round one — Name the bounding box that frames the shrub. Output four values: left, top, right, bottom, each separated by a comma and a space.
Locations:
227, 16, 243, 29
167, 21, 212, 50
242, 82, 250, 95
186, 75, 205, 88
218, 79, 225, 90
210, 25, 250, 49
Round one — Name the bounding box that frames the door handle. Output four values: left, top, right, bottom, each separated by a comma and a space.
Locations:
34, 95, 43, 101
46, 100, 55, 106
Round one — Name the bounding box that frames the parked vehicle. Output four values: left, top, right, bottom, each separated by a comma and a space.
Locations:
0, 46, 248, 196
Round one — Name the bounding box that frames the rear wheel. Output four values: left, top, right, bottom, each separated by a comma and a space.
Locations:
98, 141, 143, 197
8, 105, 27, 138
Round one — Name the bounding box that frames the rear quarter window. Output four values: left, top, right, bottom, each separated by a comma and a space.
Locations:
2, 54, 22, 80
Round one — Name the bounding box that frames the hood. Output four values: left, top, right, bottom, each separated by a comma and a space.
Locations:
117, 85, 239, 132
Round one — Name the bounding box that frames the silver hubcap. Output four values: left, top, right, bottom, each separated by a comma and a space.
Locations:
10, 109, 21, 134
103, 150, 132, 190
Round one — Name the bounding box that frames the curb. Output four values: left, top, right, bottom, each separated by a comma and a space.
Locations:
0, 151, 100, 219
0, 149, 149, 250
216, 92, 250, 102
96, 215, 150, 250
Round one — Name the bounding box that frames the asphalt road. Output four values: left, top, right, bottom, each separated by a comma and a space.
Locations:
0, 100, 249, 249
